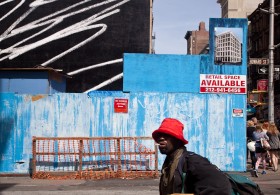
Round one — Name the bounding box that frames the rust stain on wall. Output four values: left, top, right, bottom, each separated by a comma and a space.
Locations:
32, 95, 47, 101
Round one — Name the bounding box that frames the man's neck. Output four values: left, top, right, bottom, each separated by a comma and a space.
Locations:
167, 146, 186, 158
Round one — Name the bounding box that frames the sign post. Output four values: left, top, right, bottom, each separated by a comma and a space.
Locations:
268, 0, 275, 123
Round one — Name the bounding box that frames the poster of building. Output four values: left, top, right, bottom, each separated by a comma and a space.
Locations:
209, 18, 247, 69
214, 27, 243, 65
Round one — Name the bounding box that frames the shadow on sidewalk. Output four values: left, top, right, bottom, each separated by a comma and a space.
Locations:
0, 183, 17, 192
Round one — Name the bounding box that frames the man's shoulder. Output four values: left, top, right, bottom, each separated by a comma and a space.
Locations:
180, 150, 212, 168
182, 150, 209, 161
183, 151, 228, 179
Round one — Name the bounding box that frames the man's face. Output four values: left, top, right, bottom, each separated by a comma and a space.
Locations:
156, 133, 178, 155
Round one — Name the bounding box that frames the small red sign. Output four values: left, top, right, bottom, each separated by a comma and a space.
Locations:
257, 79, 268, 92
114, 99, 128, 113
232, 108, 244, 117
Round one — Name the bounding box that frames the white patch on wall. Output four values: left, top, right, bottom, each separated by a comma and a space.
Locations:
207, 95, 227, 169
127, 96, 139, 136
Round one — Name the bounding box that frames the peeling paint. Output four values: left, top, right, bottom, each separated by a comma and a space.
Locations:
0, 92, 247, 173
31, 95, 47, 101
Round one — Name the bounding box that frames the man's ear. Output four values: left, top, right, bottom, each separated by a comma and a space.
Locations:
170, 137, 184, 148
176, 139, 185, 147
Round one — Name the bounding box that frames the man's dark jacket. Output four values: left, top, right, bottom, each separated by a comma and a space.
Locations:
165, 149, 231, 195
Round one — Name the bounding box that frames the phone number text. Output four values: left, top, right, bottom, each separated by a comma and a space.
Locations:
200, 87, 246, 94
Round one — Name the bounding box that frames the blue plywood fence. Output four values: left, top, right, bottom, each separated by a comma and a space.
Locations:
0, 91, 246, 174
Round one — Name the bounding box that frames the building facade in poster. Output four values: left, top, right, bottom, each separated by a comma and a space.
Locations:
215, 30, 242, 65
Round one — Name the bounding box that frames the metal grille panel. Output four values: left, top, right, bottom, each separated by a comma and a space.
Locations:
32, 137, 158, 179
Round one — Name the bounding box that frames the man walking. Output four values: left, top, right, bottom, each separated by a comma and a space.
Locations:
152, 118, 231, 195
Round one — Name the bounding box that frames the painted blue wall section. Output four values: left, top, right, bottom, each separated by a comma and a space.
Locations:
122, 18, 248, 171
0, 93, 16, 172
123, 54, 201, 93
0, 92, 246, 173
121, 52, 247, 169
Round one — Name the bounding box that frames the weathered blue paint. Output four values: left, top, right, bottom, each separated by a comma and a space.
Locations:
0, 93, 16, 172
0, 92, 246, 173
122, 18, 248, 171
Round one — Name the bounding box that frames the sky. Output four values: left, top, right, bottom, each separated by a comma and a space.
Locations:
215, 27, 243, 43
153, 0, 221, 54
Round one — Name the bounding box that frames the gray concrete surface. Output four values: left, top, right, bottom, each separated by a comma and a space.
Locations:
0, 176, 159, 195
0, 169, 279, 195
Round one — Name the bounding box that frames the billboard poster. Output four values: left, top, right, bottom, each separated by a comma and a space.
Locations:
209, 18, 248, 68
200, 74, 247, 94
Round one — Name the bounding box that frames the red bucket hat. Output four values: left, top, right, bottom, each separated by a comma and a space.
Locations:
152, 118, 188, 144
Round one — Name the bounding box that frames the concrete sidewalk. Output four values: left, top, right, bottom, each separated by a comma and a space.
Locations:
0, 169, 279, 195
0, 176, 159, 195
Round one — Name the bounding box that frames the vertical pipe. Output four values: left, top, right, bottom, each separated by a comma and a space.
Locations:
117, 138, 121, 175
32, 137, 37, 178
154, 142, 158, 175
79, 139, 83, 176
268, 0, 275, 122
190, 36, 193, 54
149, 0, 153, 54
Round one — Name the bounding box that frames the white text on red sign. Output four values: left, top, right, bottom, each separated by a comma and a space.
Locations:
200, 74, 247, 94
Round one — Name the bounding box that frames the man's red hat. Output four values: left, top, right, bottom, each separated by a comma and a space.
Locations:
152, 118, 188, 144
